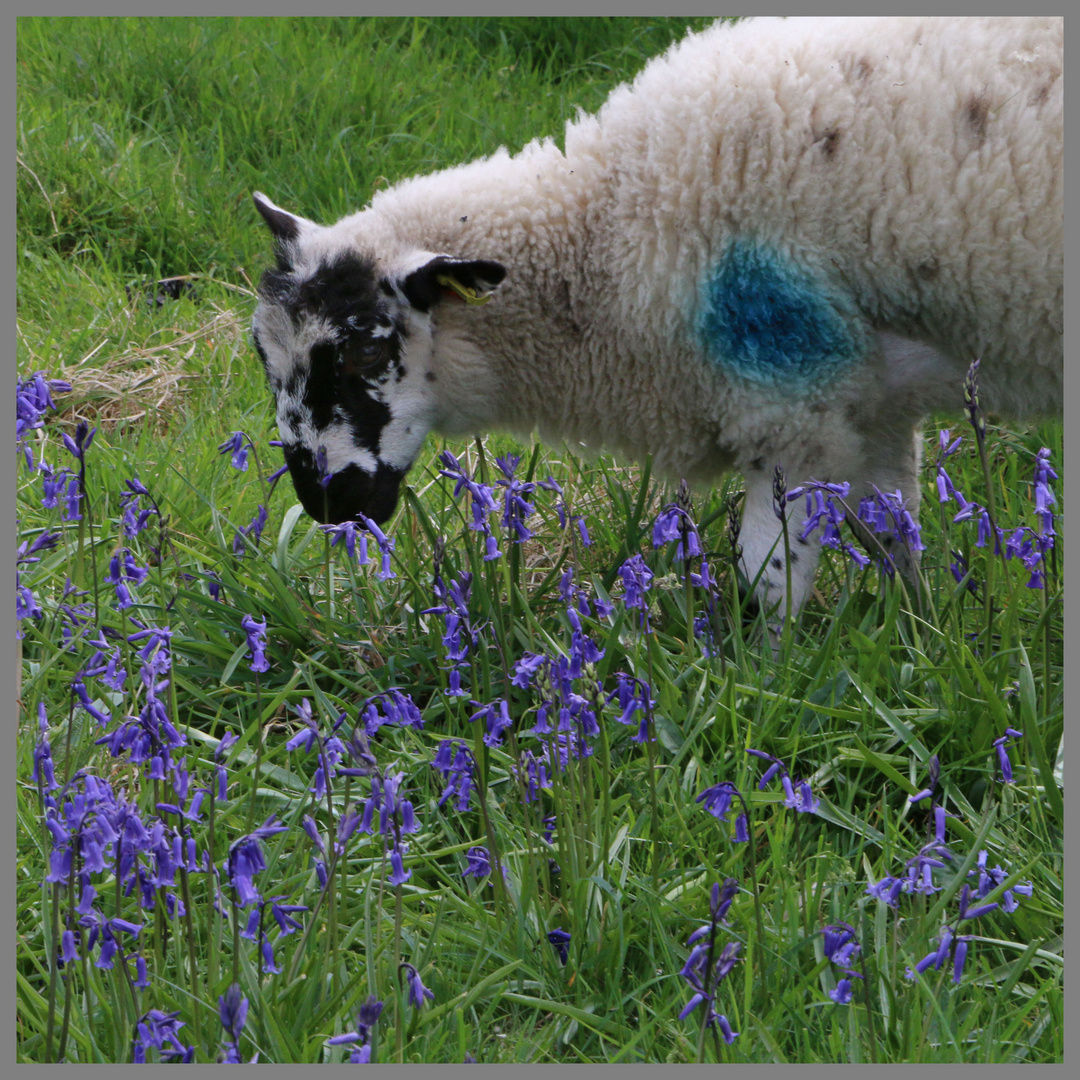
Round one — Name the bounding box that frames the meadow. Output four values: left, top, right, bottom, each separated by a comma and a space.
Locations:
16, 16, 1062, 1064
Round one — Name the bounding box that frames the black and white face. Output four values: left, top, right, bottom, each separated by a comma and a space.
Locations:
250, 192, 504, 525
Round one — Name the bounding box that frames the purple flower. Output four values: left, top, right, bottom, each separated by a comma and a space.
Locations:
696, 781, 740, 823
328, 995, 383, 1063
400, 962, 434, 1009
495, 454, 537, 543
1033, 447, 1057, 536
618, 554, 654, 627
432, 740, 474, 811
233, 504, 268, 554
992, 728, 1023, 784
546, 927, 572, 966
823, 923, 860, 967
218, 431, 251, 471
241, 613, 271, 673
132, 1009, 192, 1063
462, 846, 493, 879
470, 698, 514, 748
321, 519, 366, 562
218, 982, 249, 1042
226, 816, 287, 907
218, 981, 253, 1061
652, 503, 702, 561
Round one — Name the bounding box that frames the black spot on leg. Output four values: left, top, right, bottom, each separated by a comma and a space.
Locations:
789, 551, 798, 564
965, 94, 989, 145
771, 557, 783, 570
425, 371, 437, 383
817, 129, 840, 157
796, 535, 809, 546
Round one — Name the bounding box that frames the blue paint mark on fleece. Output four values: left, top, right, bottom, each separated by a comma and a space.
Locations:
701, 241, 859, 388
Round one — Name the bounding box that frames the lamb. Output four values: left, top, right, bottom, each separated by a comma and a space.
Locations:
250, 15, 1062, 616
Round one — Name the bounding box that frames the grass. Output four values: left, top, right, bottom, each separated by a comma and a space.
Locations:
16, 16, 1063, 1064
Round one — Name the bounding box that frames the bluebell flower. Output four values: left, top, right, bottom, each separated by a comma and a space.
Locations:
495, 453, 537, 542
233, 504, 268, 554
746, 748, 784, 789
226, 816, 287, 907
132, 1008, 193, 1063
1033, 447, 1057, 536
400, 962, 434, 1009
511, 651, 547, 688
546, 927, 572, 966
828, 974, 862, 1004
613, 673, 652, 743
241, 614, 271, 673
618, 554, 654, 628
652, 503, 703, 561
218, 431, 251, 471
61, 419, 97, 464
432, 740, 475, 811
516, 749, 551, 803
328, 995, 384, 1063
992, 728, 1023, 784
822, 923, 860, 967
321, 518, 369, 563
39, 463, 71, 509
470, 698, 514, 748
462, 846, 493, 879
218, 982, 250, 1063
16, 372, 71, 469
388, 844, 411, 886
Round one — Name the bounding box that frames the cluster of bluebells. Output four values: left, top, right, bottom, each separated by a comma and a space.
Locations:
432, 739, 476, 810
217, 431, 277, 556
16, 376, 106, 638
327, 996, 383, 1063
40, 763, 205, 989
678, 879, 741, 1043
322, 514, 397, 580
786, 480, 873, 570
821, 923, 864, 1005
217, 983, 256, 1063
287, 696, 423, 889
696, 749, 819, 842
225, 816, 308, 975
651, 487, 723, 655
788, 428, 1059, 592
438, 449, 503, 559
471, 565, 614, 770
438, 448, 592, 560
937, 430, 1058, 590
425, 566, 480, 697
865, 742, 1034, 984
132, 1008, 194, 1063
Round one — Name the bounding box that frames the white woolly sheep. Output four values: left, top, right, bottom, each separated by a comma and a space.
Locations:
251, 15, 1062, 615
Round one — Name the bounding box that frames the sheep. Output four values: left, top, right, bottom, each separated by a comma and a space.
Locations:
250, 15, 1062, 616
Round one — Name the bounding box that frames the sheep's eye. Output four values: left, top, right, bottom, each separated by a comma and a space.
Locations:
339, 337, 387, 380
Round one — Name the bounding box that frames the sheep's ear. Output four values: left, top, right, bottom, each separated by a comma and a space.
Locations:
252, 191, 315, 244
402, 256, 506, 312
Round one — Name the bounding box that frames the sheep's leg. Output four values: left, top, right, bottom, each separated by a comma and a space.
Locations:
739, 470, 823, 623
739, 420, 925, 623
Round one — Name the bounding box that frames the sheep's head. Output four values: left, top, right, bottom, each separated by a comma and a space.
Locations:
250, 192, 505, 525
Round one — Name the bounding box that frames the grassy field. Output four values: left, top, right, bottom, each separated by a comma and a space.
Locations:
16, 17, 1062, 1064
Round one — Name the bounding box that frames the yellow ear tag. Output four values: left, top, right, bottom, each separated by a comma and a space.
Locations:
435, 273, 493, 306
